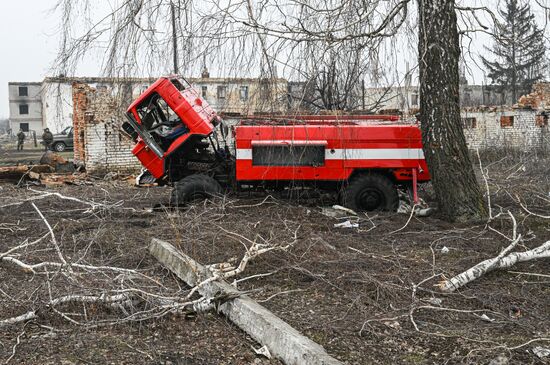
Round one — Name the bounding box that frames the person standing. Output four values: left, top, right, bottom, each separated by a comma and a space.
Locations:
42, 128, 53, 151
16, 129, 26, 151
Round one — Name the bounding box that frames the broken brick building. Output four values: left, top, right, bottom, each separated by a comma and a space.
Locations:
72, 82, 142, 174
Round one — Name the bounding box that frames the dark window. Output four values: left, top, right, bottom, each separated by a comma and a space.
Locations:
217, 86, 226, 99
500, 115, 514, 128
240, 86, 249, 101
171, 78, 185, 91
252, 145, 325, 167
19, 123, 29, 132
201, 86, 208, 98
462, 117, 477, 129
19, 104, 29, 115
18, 86, 28, 97
411, 94, 418, 106
463, 92, 471, 105
136, 93, 177, 131
536, 114, 548, 127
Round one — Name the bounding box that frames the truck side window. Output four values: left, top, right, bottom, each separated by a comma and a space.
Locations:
252, 145, 325, 167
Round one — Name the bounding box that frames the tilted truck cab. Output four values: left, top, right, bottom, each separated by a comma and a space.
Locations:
123, 76, 430, 211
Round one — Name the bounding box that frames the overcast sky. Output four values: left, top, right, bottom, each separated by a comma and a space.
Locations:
0, 1, 547, 119
0, 1, 103, 118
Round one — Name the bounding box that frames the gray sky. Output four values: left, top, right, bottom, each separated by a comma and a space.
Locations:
0, 1, 101, 118
0, 1, 547, 119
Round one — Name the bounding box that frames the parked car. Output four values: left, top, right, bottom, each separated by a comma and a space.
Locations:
50, 126, 74, 152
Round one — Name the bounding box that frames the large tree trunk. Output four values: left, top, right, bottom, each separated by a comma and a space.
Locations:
417, 0, 487, 222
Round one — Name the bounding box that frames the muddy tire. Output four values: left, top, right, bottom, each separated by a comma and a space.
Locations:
340, 173, 399, 212
170, 175, 222, 206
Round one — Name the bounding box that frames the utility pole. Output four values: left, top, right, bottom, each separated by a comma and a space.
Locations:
171, 1, 179, 75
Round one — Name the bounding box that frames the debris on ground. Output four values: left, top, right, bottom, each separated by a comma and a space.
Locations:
0, 164, 53, 182
533, 346, 550, 359
0, 155, 549, 364
320, 205, 357, 218
252, 345, 272, 359
39, 151, 74, 173
334, 220, 359, 228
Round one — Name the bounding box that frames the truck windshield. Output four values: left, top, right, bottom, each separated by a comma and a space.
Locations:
134, 92, 190, 153
137, 93, 178, 131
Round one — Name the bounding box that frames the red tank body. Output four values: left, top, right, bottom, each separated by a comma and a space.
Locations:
233, 116, 430, 183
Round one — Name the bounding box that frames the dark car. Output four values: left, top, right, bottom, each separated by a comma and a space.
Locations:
50, 126, 74, 152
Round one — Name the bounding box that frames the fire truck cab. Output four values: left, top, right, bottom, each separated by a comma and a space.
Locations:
123, 76, 430, 211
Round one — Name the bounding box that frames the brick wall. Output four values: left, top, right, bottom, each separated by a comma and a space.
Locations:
72, 83, 141, 174
462, 109, 549, 152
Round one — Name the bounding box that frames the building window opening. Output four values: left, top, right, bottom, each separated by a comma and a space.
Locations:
217, 86, 226, 100
19, 104, 29, 115
240, 86, 249, 101
500, 115, 514, 128
461, 117, 477, 129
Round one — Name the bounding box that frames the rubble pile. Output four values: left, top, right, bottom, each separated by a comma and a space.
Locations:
517, 82, 550, 110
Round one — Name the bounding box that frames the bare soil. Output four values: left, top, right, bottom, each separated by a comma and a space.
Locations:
0, 154, 549, 364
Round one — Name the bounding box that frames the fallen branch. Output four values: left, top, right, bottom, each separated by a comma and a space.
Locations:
440, 240, 550, 292
31, 203, 69, 269
0, 189, 123, 211
0, 233, 49, 260
0, 312, 38, 328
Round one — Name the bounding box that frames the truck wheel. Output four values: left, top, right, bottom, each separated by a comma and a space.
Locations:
170, 175, 223, 206
53, 142, 66, 152
340, 174, 399, 212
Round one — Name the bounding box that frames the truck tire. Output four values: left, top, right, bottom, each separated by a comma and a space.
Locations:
340, 173, 399, 212
170, 175, 223, 206
53, 142, 66, 152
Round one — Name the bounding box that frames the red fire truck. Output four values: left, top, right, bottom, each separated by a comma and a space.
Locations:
122, 76, 430, 211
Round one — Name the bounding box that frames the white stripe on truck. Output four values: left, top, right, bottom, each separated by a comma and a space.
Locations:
236, 148, 424, 160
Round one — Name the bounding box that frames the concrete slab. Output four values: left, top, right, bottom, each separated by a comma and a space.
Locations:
149, 238, 344, 365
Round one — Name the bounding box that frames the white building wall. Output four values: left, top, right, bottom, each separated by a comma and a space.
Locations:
42, 82, 73, 133
84, 121, 141, 173
8, 82, 43, 134
462, 110, 549, 151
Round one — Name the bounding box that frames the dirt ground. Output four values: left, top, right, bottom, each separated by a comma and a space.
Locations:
0, 154, 549, 364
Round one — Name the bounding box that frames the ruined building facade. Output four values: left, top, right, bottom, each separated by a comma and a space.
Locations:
72, 82, 141, 173
6, 77, 550, 174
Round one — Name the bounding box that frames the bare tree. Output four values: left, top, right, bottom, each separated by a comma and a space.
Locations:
417, 0, 487, 221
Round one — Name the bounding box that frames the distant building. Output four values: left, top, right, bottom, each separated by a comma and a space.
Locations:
190, 73, 289, 115
364, 86, 419, 114
7, 76, 293, 135
363, 84, 516, 114
8, 82, 43, 134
